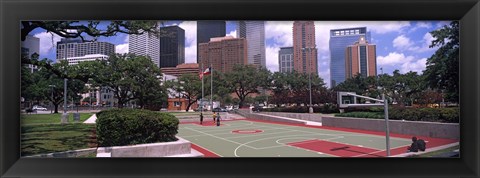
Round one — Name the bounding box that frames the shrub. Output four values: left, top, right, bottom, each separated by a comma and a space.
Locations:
96, 108, 179, 147
336, 106, 459, 123
334, 112, 384, 119
260, 104, 339, 114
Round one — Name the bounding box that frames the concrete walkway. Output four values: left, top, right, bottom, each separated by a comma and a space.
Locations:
255, 113, 323, 126
83, 114, 97, 124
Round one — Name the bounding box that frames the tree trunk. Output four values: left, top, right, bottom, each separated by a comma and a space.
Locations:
186, 103, 192, 112
54, 104, 59, 113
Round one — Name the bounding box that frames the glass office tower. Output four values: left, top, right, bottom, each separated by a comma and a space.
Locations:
329, 27, 370, 87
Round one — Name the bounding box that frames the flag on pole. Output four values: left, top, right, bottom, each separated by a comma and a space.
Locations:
203, 67, 211, 75
199, 72, 204, 80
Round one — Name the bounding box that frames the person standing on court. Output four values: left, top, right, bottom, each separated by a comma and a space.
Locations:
216, 112, 221, 126
212, 112, 217, 123
200, 113, 203, 125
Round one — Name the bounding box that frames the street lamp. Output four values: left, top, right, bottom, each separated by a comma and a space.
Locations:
302, 46, 316, 113
61, 44, 68, 123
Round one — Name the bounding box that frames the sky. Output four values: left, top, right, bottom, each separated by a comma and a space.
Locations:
30, 21, 451, 88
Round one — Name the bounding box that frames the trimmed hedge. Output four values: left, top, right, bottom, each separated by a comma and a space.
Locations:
335, 107, 459, 123
96, 109, 179, 147
260, 104, 339, 114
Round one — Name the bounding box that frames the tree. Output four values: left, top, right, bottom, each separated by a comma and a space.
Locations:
21, 21, 162, 82
126, 56, 166, 109
25, 61, 86, 113
225, 65, 271, 107
424, 21, 459, 103
92, 54, 136, 108
165, 74, 202, 112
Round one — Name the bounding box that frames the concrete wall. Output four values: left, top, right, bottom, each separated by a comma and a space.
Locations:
235, 109, 305, 124
261, 112, 322, 122
322, 116, 459, 139
97, 137, 202, 157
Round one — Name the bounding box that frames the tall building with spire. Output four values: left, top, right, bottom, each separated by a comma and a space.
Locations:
237, 21, 266, 68
345, 36, 377, 79
293, 21, 318, 75
329, 27, 371, 87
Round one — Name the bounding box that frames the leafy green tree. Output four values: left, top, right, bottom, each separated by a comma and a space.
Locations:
424, 21, 459, 102
225, 65, 272, 107
21, 21, 162, 82
25, 61, 86, 113
125, 56, 166, 109
165, 73, 202, 112
92, 54, 136, 108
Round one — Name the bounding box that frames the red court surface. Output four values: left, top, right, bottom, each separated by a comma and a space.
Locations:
180, 118, 458, 157
287, 139, 381, 157
191, 144, 220, 157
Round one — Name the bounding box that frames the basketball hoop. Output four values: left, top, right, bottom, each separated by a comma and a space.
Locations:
337, 92, 391, 157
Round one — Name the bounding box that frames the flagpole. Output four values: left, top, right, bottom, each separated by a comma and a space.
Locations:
210, 67, 213, 111
201, 63, 204, 115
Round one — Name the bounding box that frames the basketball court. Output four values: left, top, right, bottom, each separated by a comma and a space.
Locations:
177, 119, 458, 157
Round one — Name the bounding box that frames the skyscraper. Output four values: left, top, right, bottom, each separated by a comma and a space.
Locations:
21, 35, 40, 73
278, 47, 294, 73
197, 21, 226, 63
293, 21, 318, 74
129, 25, 161, 67
160, 26, 185, 68
56, 38, 115, 60
237, 21, 266, 68
198, 36, 247, 73
329, 27, 371, 87
345, 36, 377, 79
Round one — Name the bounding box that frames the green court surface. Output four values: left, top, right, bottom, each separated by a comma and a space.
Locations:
177, 119, 458, 157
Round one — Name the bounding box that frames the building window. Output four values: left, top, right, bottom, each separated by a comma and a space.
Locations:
174, 101, 181, 107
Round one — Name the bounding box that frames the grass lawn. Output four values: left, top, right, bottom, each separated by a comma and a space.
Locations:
21, 113, 93, 125
21, 123, 97, 156
21, 113, 97, 157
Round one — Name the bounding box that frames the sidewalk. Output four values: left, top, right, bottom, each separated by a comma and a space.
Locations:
83, 114, 97, 124
255, 113, 323, 126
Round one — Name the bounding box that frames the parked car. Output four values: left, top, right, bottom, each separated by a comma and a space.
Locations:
32, 105, 47, 111
194, 106, 207, 112
212, 107, 227, 112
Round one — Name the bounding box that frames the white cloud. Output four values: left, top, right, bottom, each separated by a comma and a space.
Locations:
377, 52, 427, 74
178, 21, 197, 61
393, 33, 436, 52
393, 35, 414, 49
265, 21, 293, 47
185, 45, 197, 63
265, 46, 280, 72
178, 21, 197, 47
401, 58, 427, 74
227, 30, 237, 38
377, 52, 414, 66
115, 43, 128, 54
319, 68, 330, 88
33, 32, 62, 56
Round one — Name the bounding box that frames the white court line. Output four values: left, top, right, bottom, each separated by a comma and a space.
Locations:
225, 130, 298, 139
184, 127, 257, 149
181, 128, 295, 139
187, 120, 412, 157
233, 134, 343, 157
177, 136, 224, 157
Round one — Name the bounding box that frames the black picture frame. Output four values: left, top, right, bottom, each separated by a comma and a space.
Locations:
1, 0, 479, 177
